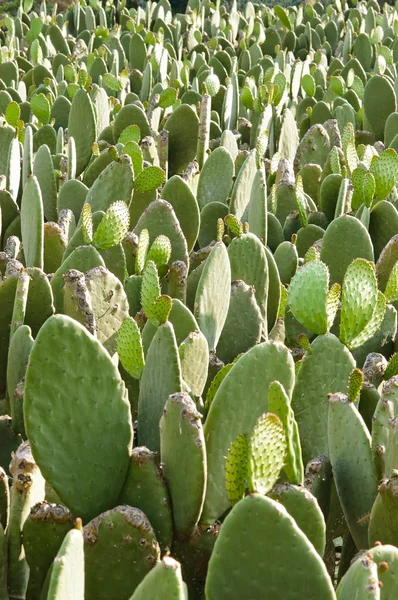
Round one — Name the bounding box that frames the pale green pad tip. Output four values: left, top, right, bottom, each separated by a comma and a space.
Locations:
202, 341, 295, 524
129, 557, 185, 600
24, 315, 133, 522
205, 494, 336, 600
47, 529, 85, 600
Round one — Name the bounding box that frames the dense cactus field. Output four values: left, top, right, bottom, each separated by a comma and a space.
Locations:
3, 0, 398, 597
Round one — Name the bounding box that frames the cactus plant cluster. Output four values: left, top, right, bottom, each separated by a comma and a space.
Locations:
2, 0, 398, 597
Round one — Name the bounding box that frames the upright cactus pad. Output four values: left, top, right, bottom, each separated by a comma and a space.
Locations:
24, 315, 133, 522
205, 494, 336, 600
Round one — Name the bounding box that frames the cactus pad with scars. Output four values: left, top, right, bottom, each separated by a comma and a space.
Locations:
23, 501, 74, 599
336, 553, 379, 599
24, 315, 133, 522
84, 506, 160, 600
369, 474, 398, 547
84, 265, 129, 354
205, 494, 336, 600
118, 447, 173, 553
160, 392, 207, 539
7, 441, 46, 599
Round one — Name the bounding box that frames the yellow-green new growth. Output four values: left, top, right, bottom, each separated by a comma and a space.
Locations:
92, 201, 130, 250
82, 203, 93, 245
225, 434, 249, 507
348, 368, 364, 403
135, 229, 150, 275
224, 214, 243, 238
117, 316, 145, 380
141, 261, 172, 326
248, 412, 286, 496
146, 235, 172, 268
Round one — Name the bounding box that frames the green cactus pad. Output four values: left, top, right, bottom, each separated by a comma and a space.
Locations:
160, 392, 206, 538
328, 393, 378, 550
369, 474, 398, 547
165, 104, 199, 175
85, 266, 129, 356
205, 494, 336, 600
24, 315, 133, 522
47, 528, 85, 600
336, 553, 379, 599
363, 74, 396, 141
268, 484, 326, 556
194, 242, 231, 352
118, 447, 173, 553
146, 235, 172, 269
288, 260, 330, 335
21, 175, 44, 270
292, 334, 355, 465
320, 215, 374, 285
160, 175, 200, 254
216, 280, 262, 365
134, 200, 189, 267
197, 147, 234, 210
228, 231, 268, 322
268, 381, 304, 485
370, 149, 398, 201
117, 316, 145, 380
138, 322, 182, 453
179, 330, 209, 397
86, 156, 134, 214
202, 341, 295, 524
51, 245, 105, 313
67, 88, 96, 176
84, 506, 160, 600
23, 501, 74, 600
129, 556, 185, 600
